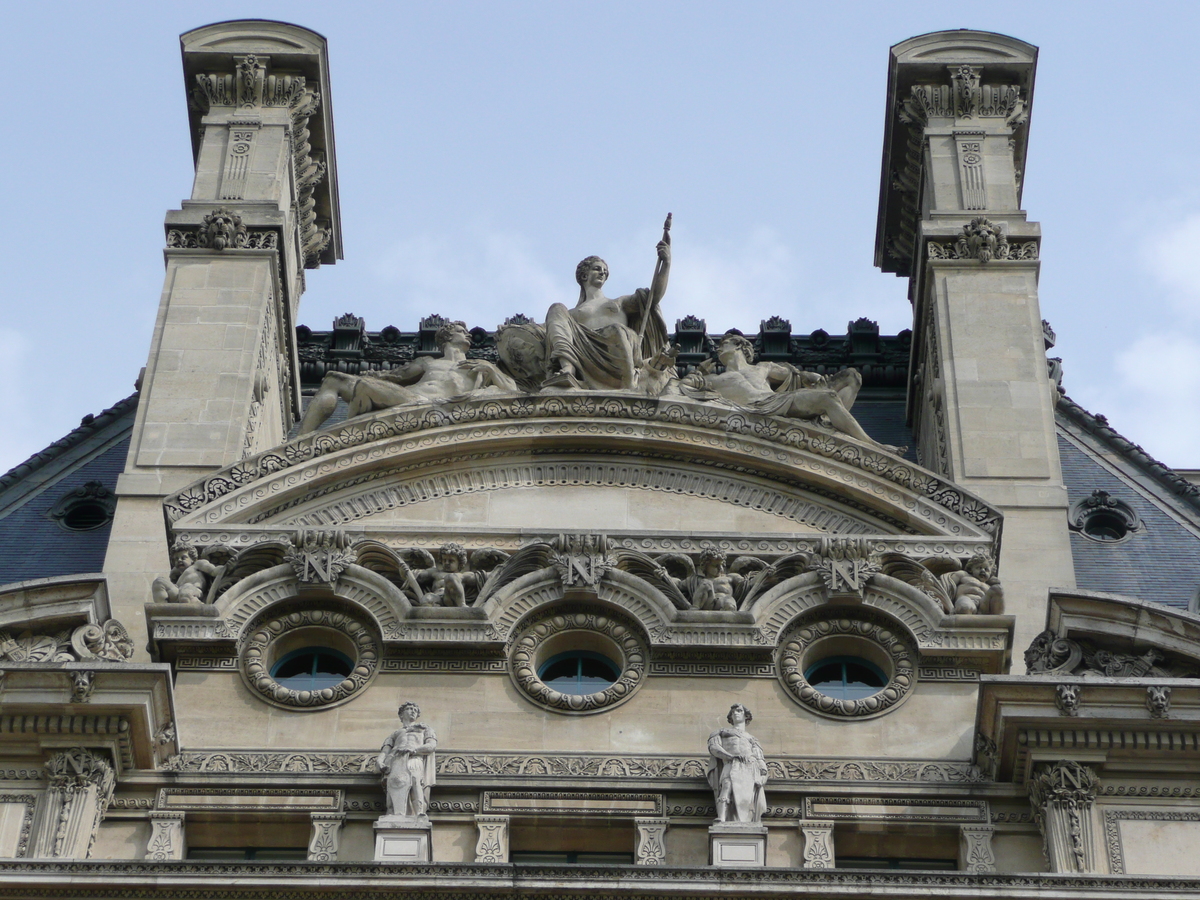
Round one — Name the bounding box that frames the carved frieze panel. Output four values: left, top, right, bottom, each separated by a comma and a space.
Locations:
160, 749, 986, 786
0, 794, 35, 858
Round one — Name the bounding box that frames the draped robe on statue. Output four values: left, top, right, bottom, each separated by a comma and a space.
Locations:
706, 726, 768, 823
542, 287, 669, 391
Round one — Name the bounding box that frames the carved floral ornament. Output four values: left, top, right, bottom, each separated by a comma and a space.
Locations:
0, 620, 133, 664
1024, 629, 1197, 679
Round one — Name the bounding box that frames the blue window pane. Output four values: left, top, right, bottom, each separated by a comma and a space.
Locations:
805, 656, 887, 701
538, 651, 620, 695
271, 648, 353, 691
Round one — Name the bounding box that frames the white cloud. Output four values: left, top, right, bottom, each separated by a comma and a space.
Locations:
371, 224, 820, 335
666, 227, 799, 332
1079, 333, 1200, 470
1142, 212, 1200, 321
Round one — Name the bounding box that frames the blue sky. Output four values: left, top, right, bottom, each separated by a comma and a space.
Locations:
1, 1, 1197, 472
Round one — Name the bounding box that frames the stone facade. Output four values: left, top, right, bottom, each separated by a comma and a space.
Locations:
0, 21, 1198, 900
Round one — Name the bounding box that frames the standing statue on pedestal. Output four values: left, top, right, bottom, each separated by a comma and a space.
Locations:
298, 320, 517, 434
707, 703, 768, 823
499, 215, 673, 392
377, 702, 438, 819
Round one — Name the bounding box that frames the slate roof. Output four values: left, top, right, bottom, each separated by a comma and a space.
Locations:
0, 395, 137, 585
1056, 394, 1200, 612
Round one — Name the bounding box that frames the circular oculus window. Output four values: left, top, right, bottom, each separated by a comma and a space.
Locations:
777, 611, 916, 719
240, 607, 379, 709
508, 605, 647, 715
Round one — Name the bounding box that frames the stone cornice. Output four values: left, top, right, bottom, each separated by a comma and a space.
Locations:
0, 860, 1198, 897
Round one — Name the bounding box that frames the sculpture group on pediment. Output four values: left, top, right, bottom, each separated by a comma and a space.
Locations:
287, 217, 899, 456
498, 215, 673, 393
298, 320, 517, 434
680, 332, 901, 452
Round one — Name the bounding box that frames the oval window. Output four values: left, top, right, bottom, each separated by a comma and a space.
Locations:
805, 656, 887, 701
270, 647, 354, 692
537, 651, 621, 695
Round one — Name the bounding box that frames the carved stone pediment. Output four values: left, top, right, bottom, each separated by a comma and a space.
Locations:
162, 393, 1001, 540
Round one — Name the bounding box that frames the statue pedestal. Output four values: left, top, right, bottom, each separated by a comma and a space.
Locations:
709, 822, 767, 867
373, 815, 431, 863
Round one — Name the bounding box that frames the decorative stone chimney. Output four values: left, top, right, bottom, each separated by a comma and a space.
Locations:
875, 31, 1074, 662
104, 22, 341, 654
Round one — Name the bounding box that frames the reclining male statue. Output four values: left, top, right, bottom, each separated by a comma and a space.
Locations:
297, 320, 517, 435
681, 332, 901, 452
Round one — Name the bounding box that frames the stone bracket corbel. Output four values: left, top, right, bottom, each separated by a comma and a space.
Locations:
801, 819, 835, 868
309, 812, 345, 861
474, 814, 509, 863
635, 816, 669, 866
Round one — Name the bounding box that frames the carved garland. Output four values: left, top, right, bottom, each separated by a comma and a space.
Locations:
507, 606, 648, 715
776, 610, 917, 719
240, 608, 379, 709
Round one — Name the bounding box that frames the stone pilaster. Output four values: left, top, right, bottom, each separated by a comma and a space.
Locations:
33, 749, 115, 859
146, 812, 186, 861
473, 815, 509, 863
800, 820, 835, 868
103, 21, 341, 657
308, 812, 344, 861
876, 32, 1074, 662
634, 817, 668, 866
959, 824, 996, 873
1028, 760, 1099, 873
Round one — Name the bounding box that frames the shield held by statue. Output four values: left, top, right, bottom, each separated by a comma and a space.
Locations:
496, 320, 547, 391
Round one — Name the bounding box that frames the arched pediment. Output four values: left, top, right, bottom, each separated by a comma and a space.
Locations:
215, 564, 410, 639
163, 394, 1001, 541
483, 568, 678, 642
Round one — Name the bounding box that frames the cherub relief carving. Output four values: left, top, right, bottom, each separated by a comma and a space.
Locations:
394, 543, 509, 607
151, 540, 234, 604
612, 548, 812, 611
881, 552, 1004, 615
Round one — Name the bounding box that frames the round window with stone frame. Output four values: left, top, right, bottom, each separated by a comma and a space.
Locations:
239, 606, 380, 710
508, 605, 648, 715
776, 610, 917, 719
1068, 490, 1142, 544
